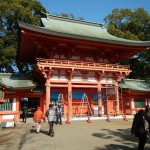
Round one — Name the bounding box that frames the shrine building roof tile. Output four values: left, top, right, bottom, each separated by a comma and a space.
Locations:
120, 79, 150, 92
18, 13, 150, 47
0, 73, 36, 90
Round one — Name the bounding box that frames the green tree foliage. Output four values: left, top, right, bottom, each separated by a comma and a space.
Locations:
104, 8, 150, 79
0, 0, 46, 72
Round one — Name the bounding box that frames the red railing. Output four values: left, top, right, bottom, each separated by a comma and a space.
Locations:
37, 58, 130, 72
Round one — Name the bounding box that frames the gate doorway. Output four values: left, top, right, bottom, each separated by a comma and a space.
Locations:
21, 97, 40, 118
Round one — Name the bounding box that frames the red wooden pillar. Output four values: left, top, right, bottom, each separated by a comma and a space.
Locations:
67, 79, 72, 124
66, 70, 73, 124
97, 72, 102, 116
45, 79, 50, 113
16, 97, 20, 120
40, 96, 43, 111
115, 83, 120, 115
98, 82, 102, 116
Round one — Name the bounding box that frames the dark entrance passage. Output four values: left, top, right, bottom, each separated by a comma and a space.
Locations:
21, 97, 40, 118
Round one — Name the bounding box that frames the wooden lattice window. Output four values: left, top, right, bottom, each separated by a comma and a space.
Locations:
134, 99, 145, 108
0, 99, 12, 111
0, 90, 2, 99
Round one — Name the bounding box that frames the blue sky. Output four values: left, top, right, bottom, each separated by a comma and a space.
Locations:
38, 0, 150, 24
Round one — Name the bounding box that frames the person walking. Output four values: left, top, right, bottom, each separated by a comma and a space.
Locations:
33, 106, 46, 134
56, 105, 62, 125
46, 104, 56, 137
22, 103, 28, 123
144, 105, 150, 130
131, 109, 149, 150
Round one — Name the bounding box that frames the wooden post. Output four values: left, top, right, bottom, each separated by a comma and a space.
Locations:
115, 83, 119, 115
98, 82, 102, 116
16, 97, 20, 120
67, 79, 72, 123
45, 79, 50, 113
97, 72, 102, 117
67, 70, 73, 124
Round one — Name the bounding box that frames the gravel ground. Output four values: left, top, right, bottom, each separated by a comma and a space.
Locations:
0, 119, 150, 150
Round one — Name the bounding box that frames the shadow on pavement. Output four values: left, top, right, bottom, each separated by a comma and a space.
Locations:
92, 128, 138, 150
30, 128, 49, 136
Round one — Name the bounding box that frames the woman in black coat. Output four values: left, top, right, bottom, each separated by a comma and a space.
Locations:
131, 109, 149, 150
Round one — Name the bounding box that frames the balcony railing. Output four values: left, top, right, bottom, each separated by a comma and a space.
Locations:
36, 58, 130, 72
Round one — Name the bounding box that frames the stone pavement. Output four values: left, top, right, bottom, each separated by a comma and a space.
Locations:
0, 116, 150, 150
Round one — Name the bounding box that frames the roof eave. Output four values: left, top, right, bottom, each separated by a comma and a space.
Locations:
18, 20, 150, 48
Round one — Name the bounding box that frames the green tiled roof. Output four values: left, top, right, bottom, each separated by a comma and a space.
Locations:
0, 73, 36, 90
18, 13, 150, 47
41, 14, 149, 45
120, 79, 150, 92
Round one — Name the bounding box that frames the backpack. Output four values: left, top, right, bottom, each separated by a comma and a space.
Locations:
47, 108, 56, 122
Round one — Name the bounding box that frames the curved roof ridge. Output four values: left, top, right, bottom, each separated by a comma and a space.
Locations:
42, 12, 103, 27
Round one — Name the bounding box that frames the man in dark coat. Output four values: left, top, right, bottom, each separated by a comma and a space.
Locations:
131, 109, 149, 150
22, 103, 28, 123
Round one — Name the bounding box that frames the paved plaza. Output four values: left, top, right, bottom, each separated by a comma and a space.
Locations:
0, 117, 150, 150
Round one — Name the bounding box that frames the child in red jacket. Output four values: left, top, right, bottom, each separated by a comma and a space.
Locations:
33, 106, 46, 133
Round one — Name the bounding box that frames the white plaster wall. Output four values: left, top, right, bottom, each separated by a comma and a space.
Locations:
72, 77, 82, 81
2, 115, 14, 119
101, 78, 106, 83
94, 107, 98, 116
132, 98, 135, 114
132, 98, 134, 108
107, 79, 113, 83
50, 76, 58, 80
88, 78, 97, 82
60, 76, 67, 81
12, 98, 16, 111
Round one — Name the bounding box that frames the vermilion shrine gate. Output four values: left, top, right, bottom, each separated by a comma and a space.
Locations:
0, 13, 150, 124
